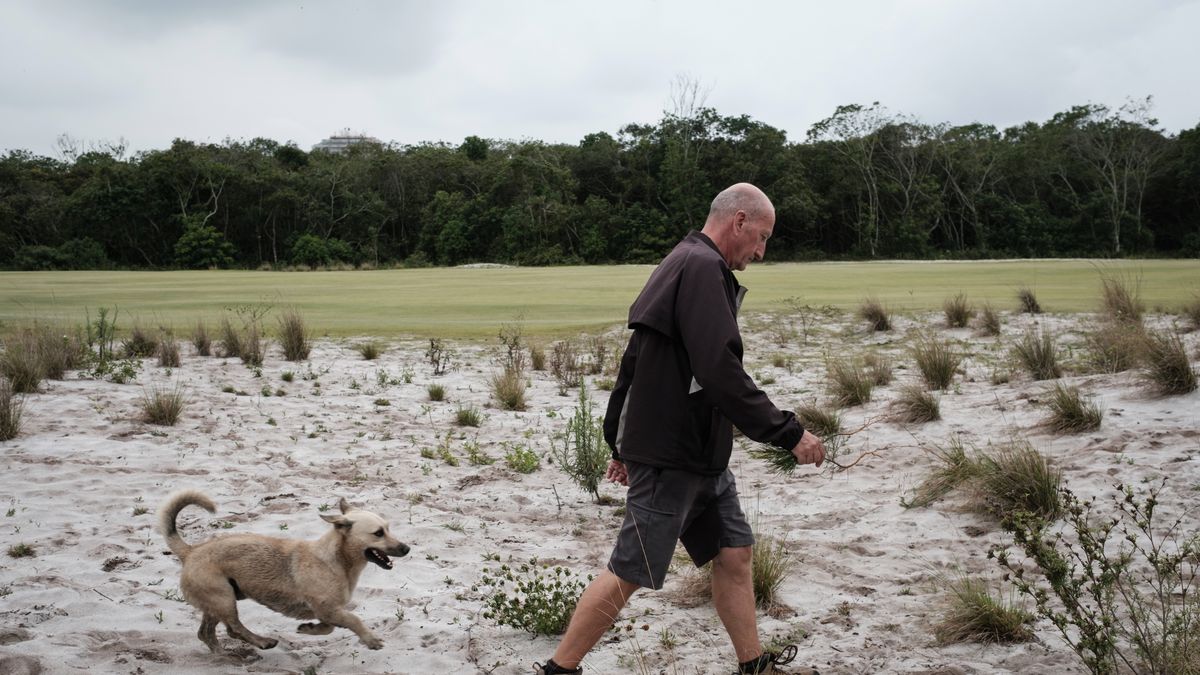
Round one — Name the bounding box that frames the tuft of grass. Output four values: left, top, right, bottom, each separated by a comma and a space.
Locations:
529, 343, 546, 371
892, 384, 941, 423
934, 575, 1033, 644
863, 352, 893, 385
826, 357, 873, 407
1017, 287, 1042, 314
1044, 383, 1103, 433
795, 404, 842, 439
975, 441, 1061, 520
355, 341, 383, 360
427, 383, 445, 401
277, 308, 311, 361
455, 404, 482, 427
7, 543, 35, 558
29, 323, 85, 379
751, 533, 793, 609
1140, 329, 1197, 395
976, 303, 1002, 337
1083, 324, 1142, 374
1012, 328, 1062, 380
0, 332, 45, 393
140, 384, 188, 426
1099, 273, 1144, 326
944, 292, 974, 328
901, 438, 977, 509
1182, 295, 1200, 331
911, 335, 962, 390
240, 323, 264, 367
0, 379, 25, 441
157, 331, 181, 368
490, 366, 527, 411
122, 324, 159, 358
858, 297, 892, 331
191, 321, 211, 356
218, 317, 242, 358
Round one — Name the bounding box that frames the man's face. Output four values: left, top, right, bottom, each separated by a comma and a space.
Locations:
729, 210, 776, 271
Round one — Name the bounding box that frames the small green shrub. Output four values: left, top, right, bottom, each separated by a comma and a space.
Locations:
140, 384, 188, 426
355, 341, 383, 360
977, 303, 1002, 337
504, 443, 539, 473
826, 357, 873, 407
1140, 329, 1197, 395
277, 308, 311, 361
1017, 287, 1042, 314
478, 559, 589, 635
892, 384, 941, 423
934, 575, 1033, 644
858, 297, 891, 331
944, 293, 974, 328
427, 383, 445, 401
912, 335, 961, 390
281, 370, 295, 382
122, 325, 158, 358
1044, 384, 1103, 433
1013, 329, 1062, 380
455, 404, 482, 427
490, 366, 527, 411
0, 379, 24, 441
550, 386, 608, 501
7, 543, 35, 558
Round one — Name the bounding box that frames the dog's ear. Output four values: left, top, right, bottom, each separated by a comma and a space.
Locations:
321, 513, 352, 530
338, 497, 353, 514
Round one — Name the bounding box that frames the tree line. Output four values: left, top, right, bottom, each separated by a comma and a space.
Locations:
1, 97, 1196, 271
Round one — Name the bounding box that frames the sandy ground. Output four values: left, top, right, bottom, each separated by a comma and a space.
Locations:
1, 309, 1198, 675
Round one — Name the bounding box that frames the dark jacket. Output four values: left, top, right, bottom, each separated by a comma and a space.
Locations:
602, 231, 804, 475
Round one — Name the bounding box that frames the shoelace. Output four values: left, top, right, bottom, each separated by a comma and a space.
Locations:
771, 644, 798, 666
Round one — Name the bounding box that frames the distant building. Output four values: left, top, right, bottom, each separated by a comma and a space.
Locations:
311, 129, 382, 154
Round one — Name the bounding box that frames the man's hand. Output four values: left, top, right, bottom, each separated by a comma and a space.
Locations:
606, 459, 628, 486
790, 431, 825, 468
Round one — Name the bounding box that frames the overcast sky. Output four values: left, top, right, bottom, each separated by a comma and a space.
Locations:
2, 0, 1197, 158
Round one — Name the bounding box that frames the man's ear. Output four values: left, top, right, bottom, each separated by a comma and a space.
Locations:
321, 513, 352, 530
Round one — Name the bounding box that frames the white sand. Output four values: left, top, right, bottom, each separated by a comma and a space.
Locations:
1, 311, 1197, 674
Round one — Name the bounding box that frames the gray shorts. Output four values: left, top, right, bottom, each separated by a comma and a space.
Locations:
607, 461, 754, 590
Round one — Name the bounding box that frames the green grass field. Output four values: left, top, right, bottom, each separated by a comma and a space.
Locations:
1, 260, 1196, 338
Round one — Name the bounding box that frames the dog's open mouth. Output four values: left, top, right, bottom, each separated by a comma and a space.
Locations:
365, 548, 394, 570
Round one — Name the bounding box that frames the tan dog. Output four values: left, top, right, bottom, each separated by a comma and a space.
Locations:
157, 490, 409, 653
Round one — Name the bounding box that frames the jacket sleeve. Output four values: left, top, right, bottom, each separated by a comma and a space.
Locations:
675, 254, 804, 450
603, 333, 638, 461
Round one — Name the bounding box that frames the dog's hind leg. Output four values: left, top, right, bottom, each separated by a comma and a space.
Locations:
298, 621, 334, 635
198, 614, 221, 652
196, 584, 278, 650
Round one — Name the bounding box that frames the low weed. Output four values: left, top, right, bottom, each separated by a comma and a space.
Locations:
157, 330, 181, 368
504, 443, 539, 473
427, 383, 445, 401
122, 324, 158, 358
1099, 272, 1144, 326
240, 323, 264, 367
1044, 384, 1103, 433
356, 341, 383, 360
218, 316, 242, 358
901, 438, 977, 509
863, 352, 894, 385
7, 543, 35, 558
976, 303, 1002, 337
477, 559, 590, 635
1083, 324, 1142, 374
550, 339, 584, 394
191, 321, 211, 356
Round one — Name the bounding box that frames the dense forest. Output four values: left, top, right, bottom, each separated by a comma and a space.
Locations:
1, 97, 1197, 270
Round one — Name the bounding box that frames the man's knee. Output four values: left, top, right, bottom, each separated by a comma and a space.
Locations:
713, 545, 753, 575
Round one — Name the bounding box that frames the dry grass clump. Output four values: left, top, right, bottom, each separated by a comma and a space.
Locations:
1012, 328, 1062, 380
491, 366, 527, 411
0, 332, 44, 393
1140, 329, 1197, 395
529, 343, 546, 371
277, 309, 311, 361
944, 293, 974, 328
157, 330, 181, 368
1043, 383, 1103, 433
976, 303, 1002, 337
892, 384, 941, 424
826, 357, 873, 407
218, 317, 243, 358
1083, 324, 1142, 374
1182, 295, 1200, 331
122, 324, 159, 358
1017, 287, 1042, 314
355, 341, 384, 360
0, 379, 24, 441
140, 384, 188, 426
934, 575, 1033, 644
862, 352, 893, 385
858, 297, 892, 331
911, 335, 962, 390
901, 438, 975, 509
24, 323, 86, 379
975, 441, 1061, 520
1099, 273, 1144, 326
240, 323, 264, 367
427, 383, 445, 401
191, 321, 211, 356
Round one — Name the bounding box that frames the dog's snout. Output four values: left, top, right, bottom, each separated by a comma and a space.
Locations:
398, 543, 410, 557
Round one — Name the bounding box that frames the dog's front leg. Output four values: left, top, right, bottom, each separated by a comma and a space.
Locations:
315, 609, 383, 650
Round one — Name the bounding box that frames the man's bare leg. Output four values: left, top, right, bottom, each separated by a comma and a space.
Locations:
550, 570, 640, 669
712, 545, 762, 663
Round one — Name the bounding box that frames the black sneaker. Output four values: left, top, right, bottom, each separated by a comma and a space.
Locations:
533, 659, 583, 674
735, 645, 818, 674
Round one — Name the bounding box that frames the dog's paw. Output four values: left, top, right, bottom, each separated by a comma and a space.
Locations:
362, 635, 384, 650
260, 638, 278, 650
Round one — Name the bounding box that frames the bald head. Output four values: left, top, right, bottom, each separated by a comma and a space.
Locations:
701, 183, 776, 271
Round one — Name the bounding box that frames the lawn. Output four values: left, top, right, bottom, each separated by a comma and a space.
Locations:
1, 259, 1196, 338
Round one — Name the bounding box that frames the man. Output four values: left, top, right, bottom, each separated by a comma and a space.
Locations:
535, 183, 826, 675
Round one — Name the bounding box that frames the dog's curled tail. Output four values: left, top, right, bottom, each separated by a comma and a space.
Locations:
157, 489, 216, 560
